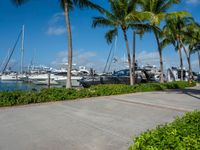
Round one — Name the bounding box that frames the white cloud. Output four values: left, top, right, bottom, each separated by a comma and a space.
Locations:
51, 49, 105, 72
47, 26, 66, 36
46, 12, 66, 36
49, 12, 65, 25
137, 51, 160, 66
186, 0, 200, 4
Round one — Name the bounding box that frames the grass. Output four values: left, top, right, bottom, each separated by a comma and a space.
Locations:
0, 81, 196, 107
129, 110, 200, 150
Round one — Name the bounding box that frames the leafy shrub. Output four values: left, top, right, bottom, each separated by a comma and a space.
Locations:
89, 84, 135, 96
0, 81, 196, 107
129, 110, 200, 150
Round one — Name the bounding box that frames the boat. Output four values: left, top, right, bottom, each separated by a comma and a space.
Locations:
32, 78, 59, 85
0, 73, 18, 81
51, 66, 89, 86
79, 69, 147, 88
167, 67, 189, 82
0, 26, 26, 81
142, 65, 162, 82
27, 73, 60, 85
54, 75, 83, 87
28, 71, 83, 87
28, 73, 50, 81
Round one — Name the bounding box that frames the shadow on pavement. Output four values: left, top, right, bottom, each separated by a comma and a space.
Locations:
181, 88, 200, 100
167, 88, 200, 100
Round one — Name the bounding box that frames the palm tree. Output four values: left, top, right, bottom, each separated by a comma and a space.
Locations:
190, 26, 200, 73
92, 0, 150, 85
12, 0, 101, 88
180, 22, 200, 79
163, 14, 191, 80
194, 43, 200, 70
139, 0, 181, 83
190, 25, 200, 71
186, 23, 200, 74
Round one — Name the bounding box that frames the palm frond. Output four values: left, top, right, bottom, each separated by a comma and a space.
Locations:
165, 11, 191, 22
126, 11, 153, 23
105, 28, 118, 44
92, 17, 117, 28
160, 38, 171, 50
73, 0, 103, 12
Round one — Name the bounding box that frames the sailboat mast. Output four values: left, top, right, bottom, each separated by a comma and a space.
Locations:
21, 25, 25, 74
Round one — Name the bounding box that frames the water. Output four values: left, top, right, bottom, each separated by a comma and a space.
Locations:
0, 81, 44, 91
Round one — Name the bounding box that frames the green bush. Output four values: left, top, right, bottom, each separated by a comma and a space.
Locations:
129, 110, 200, 150
89, 84, 135, 96
0, 81, 196, 107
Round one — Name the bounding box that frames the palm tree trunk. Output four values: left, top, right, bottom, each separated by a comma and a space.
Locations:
64, 0, 72, 88
122, 29, 133, 85
154, 31, 164, 83
181, 44, 193, 80
178, 47, 184, 81
132, 31, 136, 85
188, 53, 193, 80
198, 51, 200, 71
158, 49, 164, 82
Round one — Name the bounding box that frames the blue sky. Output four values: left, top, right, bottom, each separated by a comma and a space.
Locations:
0, 0, 199, 72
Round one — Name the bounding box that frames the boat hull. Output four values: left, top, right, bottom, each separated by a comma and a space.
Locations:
1, 75, 19, 81
55, 76, 82, 87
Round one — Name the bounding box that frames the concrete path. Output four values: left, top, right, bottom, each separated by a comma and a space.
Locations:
0, 86, 200, 150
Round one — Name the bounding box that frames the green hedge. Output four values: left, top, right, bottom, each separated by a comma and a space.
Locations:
0, 81, 196, 107
129, 110, 200, 150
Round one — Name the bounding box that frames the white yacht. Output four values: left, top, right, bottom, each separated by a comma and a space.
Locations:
32, 78, 59, 85
0, 73, 28, 81
0, 73, 18, 81
28, 72, 83, 87
54, 76, 83, 87
167, 67, 189, 82
77, 66, 90, 75
28, 73, 50, 81
142, 65, 161, 82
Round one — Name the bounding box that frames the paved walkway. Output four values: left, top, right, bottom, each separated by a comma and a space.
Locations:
0, 86, 200, 150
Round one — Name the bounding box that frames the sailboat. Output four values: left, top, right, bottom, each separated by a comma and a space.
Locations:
0, 25, 26, 81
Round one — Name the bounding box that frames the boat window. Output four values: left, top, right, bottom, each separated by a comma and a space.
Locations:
113, 70, 129, 76
192, 72, 197, 76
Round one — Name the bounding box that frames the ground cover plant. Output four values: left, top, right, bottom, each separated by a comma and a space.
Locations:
129, 110, 200, 150
0, 81, 196, 107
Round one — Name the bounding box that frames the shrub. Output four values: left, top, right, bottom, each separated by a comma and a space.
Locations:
89, 84, 135, 96
0, 81, 196, 107
129, 110, 200, 150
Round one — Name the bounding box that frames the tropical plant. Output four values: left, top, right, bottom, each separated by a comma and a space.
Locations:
0, 81, 196, 107
92, 0, 150, 85
139, 0, 181, 83
163, 14, 192, 80
11, 0, 101, 88
129, 110, 200, 150
180, 22, 200, 79
193, 42, 200, 70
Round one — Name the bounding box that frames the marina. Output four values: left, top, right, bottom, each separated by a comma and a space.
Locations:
1, 64, 199, 91
0, 1, 200, 150
0, 24, 199, 91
